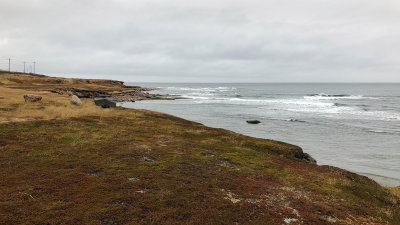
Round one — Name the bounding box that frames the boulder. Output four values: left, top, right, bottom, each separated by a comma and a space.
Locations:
23, 94, 42, 102
70, 95, 82, 106
291, 149, 317, 164
246, 120, 261, 124
94, 98, 116, 108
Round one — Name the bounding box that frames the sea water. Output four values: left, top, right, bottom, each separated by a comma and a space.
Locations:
122, 83, 400, 186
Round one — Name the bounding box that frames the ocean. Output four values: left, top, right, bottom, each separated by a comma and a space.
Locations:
122, 83, 400, 186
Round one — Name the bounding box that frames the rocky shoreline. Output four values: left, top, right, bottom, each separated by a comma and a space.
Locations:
1, 70, 184, 103
50, 86, 180, 102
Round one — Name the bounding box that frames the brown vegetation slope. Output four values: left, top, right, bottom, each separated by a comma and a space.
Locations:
0, 71, 146, 123
0, 72, 399, 224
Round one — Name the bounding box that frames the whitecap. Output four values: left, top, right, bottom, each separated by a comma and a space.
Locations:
284, 119, 306, 123
304, 93, 373, 100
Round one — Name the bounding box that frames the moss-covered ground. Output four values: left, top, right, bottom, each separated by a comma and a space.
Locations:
0, 108, 399, 224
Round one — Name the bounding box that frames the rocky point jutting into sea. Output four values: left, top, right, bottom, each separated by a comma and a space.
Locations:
0, 71, 399, 224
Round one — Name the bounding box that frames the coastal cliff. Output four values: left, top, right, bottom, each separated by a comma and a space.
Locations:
0, 72, 399, 224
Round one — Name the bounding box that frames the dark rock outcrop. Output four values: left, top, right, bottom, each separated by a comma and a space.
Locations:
246, 120, 261, 124
51, 88, 109, 98
24, 94, 42, 102
94, 98, 117, 108
291, 149, 317, 164
50, 87, 173, 102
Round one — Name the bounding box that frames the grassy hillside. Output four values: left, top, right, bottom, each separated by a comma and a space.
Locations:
0, 72, 399, 224
0, 72, 139, 123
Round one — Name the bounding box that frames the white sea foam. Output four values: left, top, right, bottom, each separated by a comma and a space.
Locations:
304, 93, 375, 100
181, 95, 211, 100
163, 86, 236, 92
186, 96, 400, 121
162, 87, 399, 121
193, 97, 336, 107
367, 129, 400, 135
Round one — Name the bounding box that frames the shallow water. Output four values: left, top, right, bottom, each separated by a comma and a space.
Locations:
122, 83, 400, 186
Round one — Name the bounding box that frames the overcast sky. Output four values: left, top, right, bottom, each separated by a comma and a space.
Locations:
0, 0, 399, 82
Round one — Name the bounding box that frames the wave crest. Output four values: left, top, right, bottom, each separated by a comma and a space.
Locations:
304, 93, 368, 100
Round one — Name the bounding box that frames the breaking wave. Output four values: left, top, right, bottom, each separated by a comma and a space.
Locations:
304, 93, 374, 100
179, 96, 400, 121
160, 87, 400, 122
162, 86, 236, 92
284, 119, 306, 123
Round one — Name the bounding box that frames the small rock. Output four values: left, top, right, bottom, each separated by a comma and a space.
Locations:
222, 190, 241, 203
136, 189, 148, 194
321, 215, 337, 223
23, 94, 42, 102
291, 149, 317, 164
84, 171, 101, 176
246, 120, 261, 124
94, 98, 116, 108
70, 95, 82, 105
127, 177, 140, 182
284, 218, 298, 224
143, 156, 155, 162
158, 137, 170, 143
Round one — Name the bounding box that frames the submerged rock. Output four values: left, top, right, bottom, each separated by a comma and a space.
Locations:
94, 98, 116, 108
70, 95, 82, 106
246, 120, 261, 124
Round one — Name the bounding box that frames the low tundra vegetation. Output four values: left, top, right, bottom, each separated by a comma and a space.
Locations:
0, 109, 399, 224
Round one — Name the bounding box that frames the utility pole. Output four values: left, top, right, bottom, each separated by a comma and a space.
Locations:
8, 58, 10, 72
23, 61, 26, 73
33, 61, 36, 73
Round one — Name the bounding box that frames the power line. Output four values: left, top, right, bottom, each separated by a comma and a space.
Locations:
0, 57, 38, 73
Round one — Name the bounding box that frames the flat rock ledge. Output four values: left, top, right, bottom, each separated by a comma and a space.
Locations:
50, 87, 179, 102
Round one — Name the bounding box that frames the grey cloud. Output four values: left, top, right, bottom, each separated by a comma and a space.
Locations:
0, 0, 399, 82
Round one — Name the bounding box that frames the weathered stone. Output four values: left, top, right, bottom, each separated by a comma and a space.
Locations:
94, 98, 116, 108
127, 177, 139, 182
23, 94, 42, 102
70, 95, 82, 106
51, 88, 109, 98
291, 149, 317, 164
143, 156, 155, 162
246, 120, 261, 124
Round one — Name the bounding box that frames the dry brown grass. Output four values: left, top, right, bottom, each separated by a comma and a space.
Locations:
0, 72, 127, 91
387, 186, 400, 199
0, 85, 116, 123
0, 72, 134, 123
